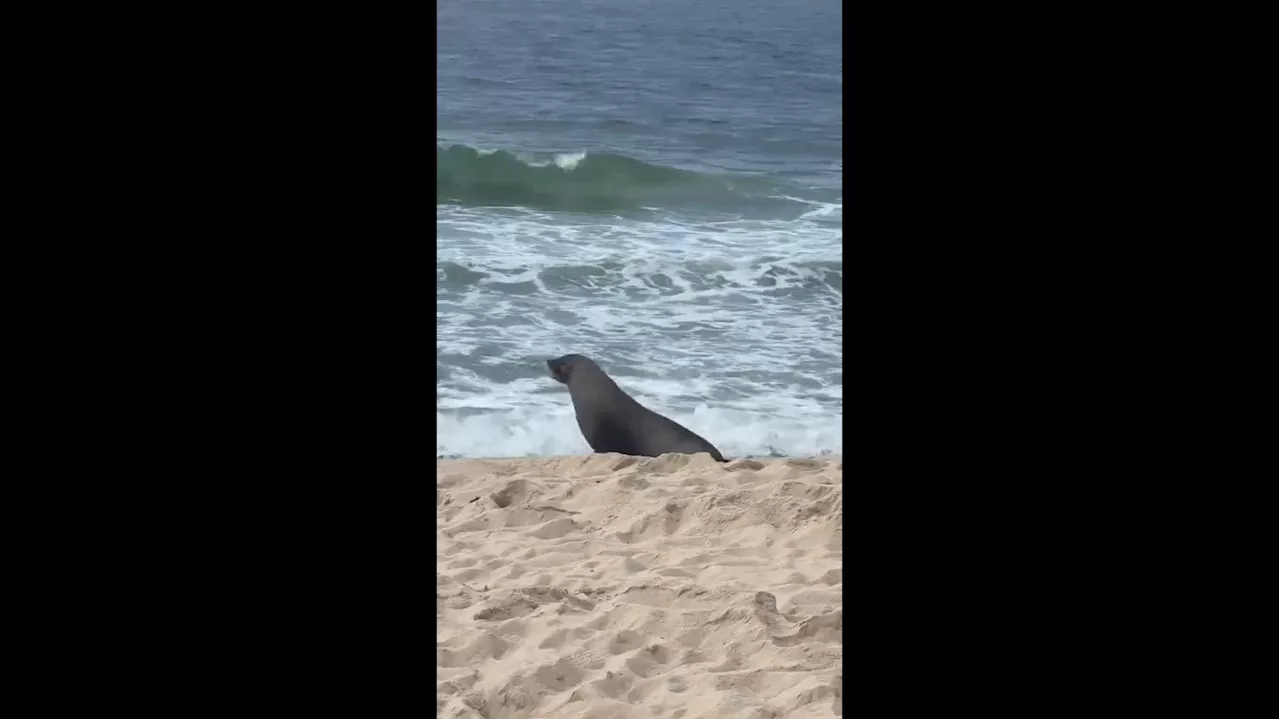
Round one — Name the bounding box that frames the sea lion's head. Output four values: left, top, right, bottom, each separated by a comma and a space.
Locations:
547, 354, 594, 384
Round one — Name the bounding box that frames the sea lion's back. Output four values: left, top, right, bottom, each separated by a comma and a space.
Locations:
635, 405, 725, 461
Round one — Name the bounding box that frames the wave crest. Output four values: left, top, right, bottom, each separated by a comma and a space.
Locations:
437, 143, 789, 213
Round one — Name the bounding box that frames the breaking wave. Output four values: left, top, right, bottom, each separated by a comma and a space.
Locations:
437, 143, 809, 215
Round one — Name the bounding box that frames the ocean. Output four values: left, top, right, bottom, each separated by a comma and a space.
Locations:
437, 0, 842, 459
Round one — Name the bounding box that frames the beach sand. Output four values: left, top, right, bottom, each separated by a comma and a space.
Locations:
437, 453, 843, 718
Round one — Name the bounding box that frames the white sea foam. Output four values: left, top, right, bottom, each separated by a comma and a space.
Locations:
436, 403, 842, 459
438, 196, 841, 459
553, 151, 588, 169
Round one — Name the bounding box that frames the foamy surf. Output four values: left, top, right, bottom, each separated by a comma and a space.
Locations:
437, 156, 841, 460
435, 404, 843, 459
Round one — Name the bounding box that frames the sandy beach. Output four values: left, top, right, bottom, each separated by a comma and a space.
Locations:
437, 453, 843, 718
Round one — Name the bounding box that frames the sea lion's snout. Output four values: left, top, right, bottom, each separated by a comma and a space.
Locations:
548, 354, 591, 384
547, 358, 566, 383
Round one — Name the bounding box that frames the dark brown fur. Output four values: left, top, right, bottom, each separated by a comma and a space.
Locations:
547, 354, 726, 461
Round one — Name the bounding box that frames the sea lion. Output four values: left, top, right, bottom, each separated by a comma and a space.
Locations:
547, 354, 726, 461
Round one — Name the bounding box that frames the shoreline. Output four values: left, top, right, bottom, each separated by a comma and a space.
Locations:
437, 452, 843, 462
